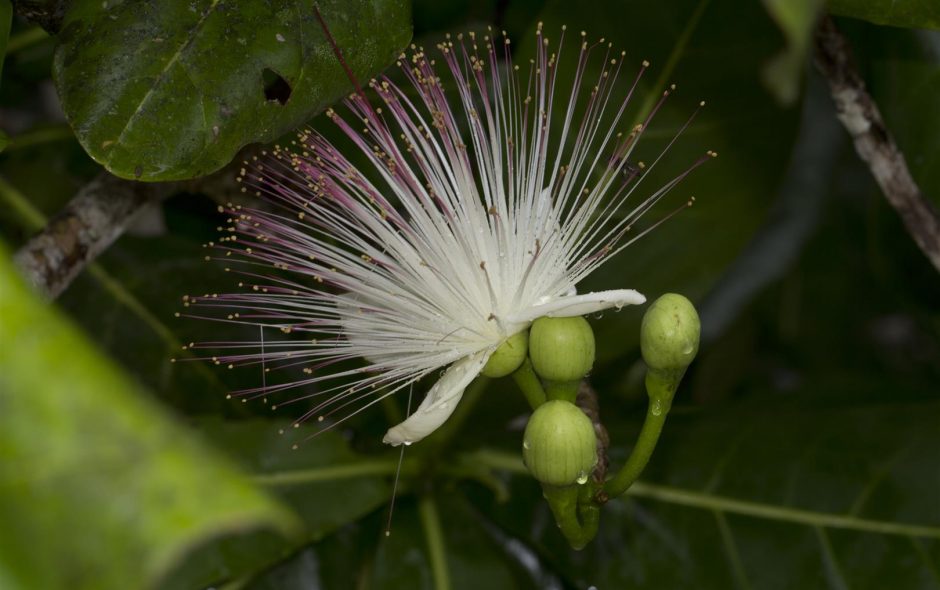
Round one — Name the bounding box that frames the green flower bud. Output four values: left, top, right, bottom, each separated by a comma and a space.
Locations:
640, 293, 700, 371
529, 316, 595, 383
481, 330, 529, 378
523, 400, 597, 487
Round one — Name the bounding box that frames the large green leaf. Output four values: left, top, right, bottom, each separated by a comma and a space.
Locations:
829, 0, 940, 31
52, 0, 412, 181
0, 243, 300, 590
208, 419, 392, 540
163, 419, 392, 588
213, 393, 940, 589
474, 397, 940, 589
245, 495, 545, 590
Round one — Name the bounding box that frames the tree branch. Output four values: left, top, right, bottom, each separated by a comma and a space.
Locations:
813, 16, 940, 272
12, 173, 175, 299
10, 0, 69, 34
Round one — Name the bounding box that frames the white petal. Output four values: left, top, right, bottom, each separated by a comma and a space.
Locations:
508, 289, 646, 324
382, 349, 492, 446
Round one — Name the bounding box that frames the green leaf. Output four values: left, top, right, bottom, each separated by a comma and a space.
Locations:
208, 419, 392, 539
58, 229, 244, 412
374, 495, 535, 590
477, 397, 940, 588
0, 241, 300, 590
52, 0, 412, 181
174, 418, 393, 587
761, 0, 825, 104
246, 495, 542, 590
829, 0, 940, 31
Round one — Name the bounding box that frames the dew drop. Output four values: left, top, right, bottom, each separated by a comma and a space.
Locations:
403, 440, 413, 446
650, 399, 664, 416
522, 439, 531, 450
576, 471, 589, 485
682, 343, 694, 354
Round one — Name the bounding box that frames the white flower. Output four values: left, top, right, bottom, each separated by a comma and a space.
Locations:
188, 24, 710, 447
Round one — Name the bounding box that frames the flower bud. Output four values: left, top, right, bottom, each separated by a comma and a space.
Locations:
640, 293, 700, 372
481, 330, 528, 378
523, 400, 597, 487
529, 316, 595, 383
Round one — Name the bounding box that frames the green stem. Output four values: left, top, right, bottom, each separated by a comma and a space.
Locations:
510, 357, 546, 409
603, 403, 668, 499
542, 485, 598, 550
628, 481, 940, 538
253, 451, 510, 502
631, 0, 711, 127
4, 125, 74, 151
5, 26, 48, 54
418, 494, 451, 590
252, 458, 407, 486
467, 449, 940, 539
603, 367, 681, 499
544, 379, 579, 403
0, 174, 45, 230
460, 448, 527, 474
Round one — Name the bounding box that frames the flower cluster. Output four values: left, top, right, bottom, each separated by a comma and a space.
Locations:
181, 24, 711, 446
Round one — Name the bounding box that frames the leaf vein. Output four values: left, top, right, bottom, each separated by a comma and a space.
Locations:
714, 511, 753, 590
629, 481, 940, 539
815, 526, 849, 590
108, 0, 223, 161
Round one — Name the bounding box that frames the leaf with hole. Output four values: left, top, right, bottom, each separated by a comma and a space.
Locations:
52, 0, 412, 181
